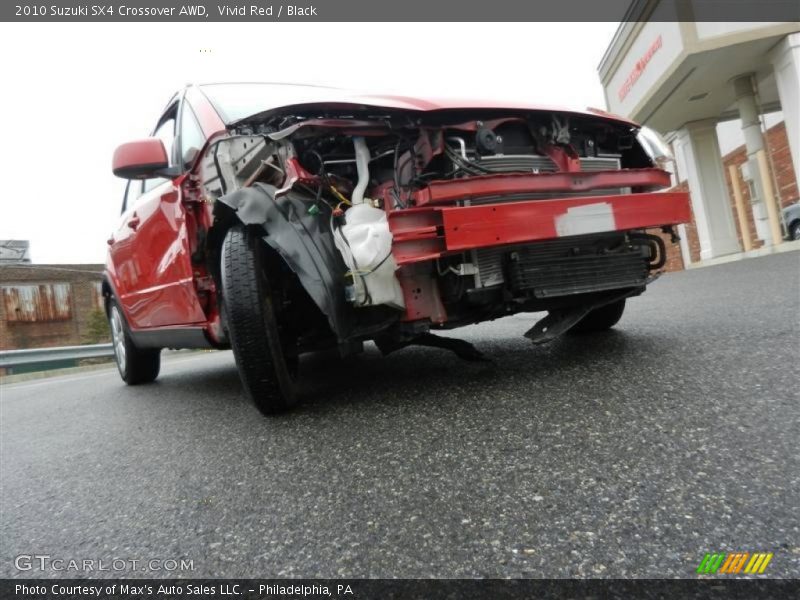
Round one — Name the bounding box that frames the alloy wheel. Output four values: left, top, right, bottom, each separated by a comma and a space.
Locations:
110, 306, 127, 373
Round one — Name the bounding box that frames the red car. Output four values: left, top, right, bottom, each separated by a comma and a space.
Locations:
106, 83, 690, 414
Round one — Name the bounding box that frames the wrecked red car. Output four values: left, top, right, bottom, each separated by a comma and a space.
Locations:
106, 83, 690, 414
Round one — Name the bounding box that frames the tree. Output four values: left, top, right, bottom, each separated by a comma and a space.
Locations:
83, 308, 110, 344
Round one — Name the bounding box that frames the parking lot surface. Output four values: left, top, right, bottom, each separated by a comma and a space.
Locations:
1, 252, 798, 578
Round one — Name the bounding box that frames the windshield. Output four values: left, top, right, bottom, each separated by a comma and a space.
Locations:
200, 82, 340, 124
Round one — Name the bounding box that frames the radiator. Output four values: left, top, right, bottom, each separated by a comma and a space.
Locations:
468, 154, 632, 292
476, 154, 621, 173
467, 155, 625, 207
473, 234, 649, 297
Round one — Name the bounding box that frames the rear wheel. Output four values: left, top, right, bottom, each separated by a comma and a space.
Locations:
568, 299, 626, 334
790, 221, 800, 241
108, 300, 161, 384
221, 225, 299, 414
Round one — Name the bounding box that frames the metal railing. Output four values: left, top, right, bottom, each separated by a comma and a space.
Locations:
0, 344, 114, 368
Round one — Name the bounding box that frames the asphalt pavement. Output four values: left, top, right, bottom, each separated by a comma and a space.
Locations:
1, 251, 798, 578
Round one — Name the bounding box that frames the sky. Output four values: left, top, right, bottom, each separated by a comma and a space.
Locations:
0, 22, 620, 264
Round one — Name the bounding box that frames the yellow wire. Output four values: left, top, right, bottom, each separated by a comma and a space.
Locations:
329, 186, 351, 205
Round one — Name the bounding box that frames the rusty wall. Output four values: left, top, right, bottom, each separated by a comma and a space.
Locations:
0, 265, 105, 350
2, 284, 73, 322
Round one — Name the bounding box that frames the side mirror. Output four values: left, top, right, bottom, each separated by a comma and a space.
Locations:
112, 138, 177, 179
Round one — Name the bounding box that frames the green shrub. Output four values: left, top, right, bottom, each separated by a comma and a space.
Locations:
83, 308, 111, 344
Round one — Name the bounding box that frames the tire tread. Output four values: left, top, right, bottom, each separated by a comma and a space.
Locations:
569, 299, 626, 334
222, 226, 296, 413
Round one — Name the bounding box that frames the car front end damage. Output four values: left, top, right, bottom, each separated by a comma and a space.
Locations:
199, 103, 691, 359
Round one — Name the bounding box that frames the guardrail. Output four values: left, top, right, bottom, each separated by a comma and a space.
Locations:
0, 344, 114, 368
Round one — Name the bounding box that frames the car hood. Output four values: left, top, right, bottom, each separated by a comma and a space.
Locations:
198, 83, 638, 128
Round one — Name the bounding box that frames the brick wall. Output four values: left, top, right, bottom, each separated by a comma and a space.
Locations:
0, 264, 105, 351
721, 121, 799, 252
647, 180, 703, 271
666, 120, 798, 271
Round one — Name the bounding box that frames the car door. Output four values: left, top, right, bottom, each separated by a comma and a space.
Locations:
109, 98, 207, 329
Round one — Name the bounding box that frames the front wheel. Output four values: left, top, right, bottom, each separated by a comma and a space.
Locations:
221, 225, 299, 414
108, 300, 161, 384
568, 299, 626, 334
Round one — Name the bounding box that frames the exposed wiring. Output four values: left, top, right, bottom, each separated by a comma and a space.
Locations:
294, 183, 335, 213
329, 185, 352, 206
345, 251, 392, 278
444, 144, 491, 175
298, 149, 353, 213
392, 135, 421, 209
330, 212, 372, 306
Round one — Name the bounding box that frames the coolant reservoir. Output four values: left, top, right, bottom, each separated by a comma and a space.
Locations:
336, 204, 405, 310
341, 204, 392, 269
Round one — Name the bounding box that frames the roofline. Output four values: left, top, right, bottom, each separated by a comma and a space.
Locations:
598, 21, 632, 77
597, 0, 660, 81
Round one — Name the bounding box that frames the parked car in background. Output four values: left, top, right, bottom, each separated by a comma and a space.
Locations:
106, 83, 690, 415
783, 202, 800, 240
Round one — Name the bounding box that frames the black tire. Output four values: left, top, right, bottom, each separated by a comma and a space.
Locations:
790, 221, 800, 241
221, 225, 299, 414
568, 299, 626, 334
108, 299, 161, 384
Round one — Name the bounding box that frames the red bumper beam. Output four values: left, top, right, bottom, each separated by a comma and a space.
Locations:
410, 168, 672, 207
390, 191, 691, 265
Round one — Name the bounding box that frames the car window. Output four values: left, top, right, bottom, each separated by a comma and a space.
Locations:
143, 112, 176, 193
180, 105, 206, 167
123, 179, 143, 212
200, 82, 339, 124
153, 115, 176, 162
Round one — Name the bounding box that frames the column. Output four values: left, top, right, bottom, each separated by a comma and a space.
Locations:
732, 74, 772, 245
673, 120, 741, 260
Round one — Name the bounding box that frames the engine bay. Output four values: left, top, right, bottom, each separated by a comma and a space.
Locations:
195, 105, 676, 350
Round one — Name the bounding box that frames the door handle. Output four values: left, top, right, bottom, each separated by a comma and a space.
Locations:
127, 215, 141, 230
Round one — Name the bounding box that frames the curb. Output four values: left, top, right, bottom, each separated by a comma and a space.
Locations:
686, 241, 800, 270
0, 350, 211, 385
